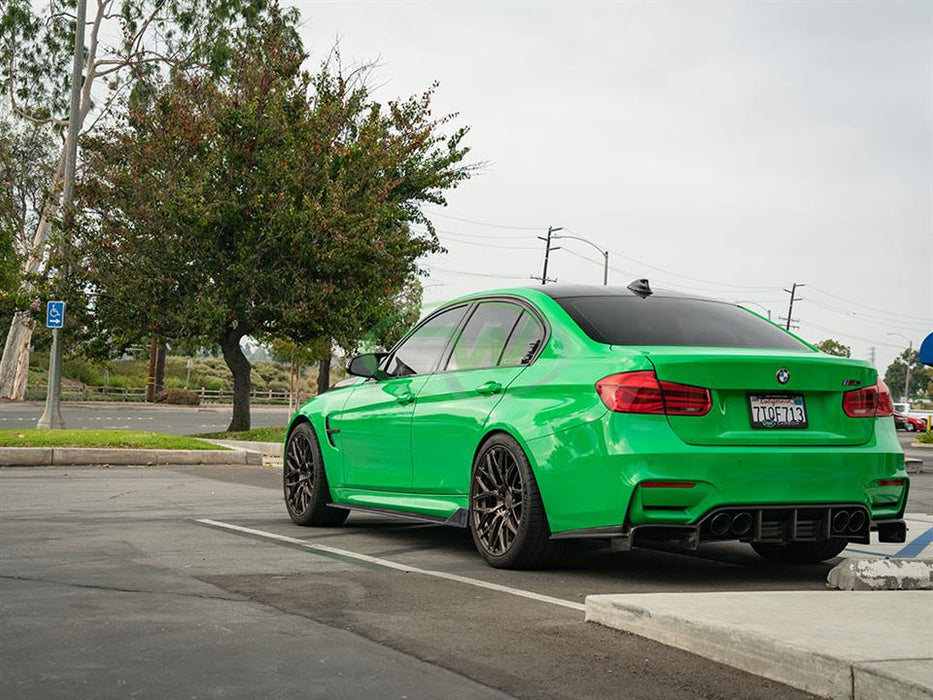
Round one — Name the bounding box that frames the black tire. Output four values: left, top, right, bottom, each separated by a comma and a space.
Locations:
906, 423, 916, 432
469, 433, 567, 569
283, 421, 348, 527
750, 538, 848, 564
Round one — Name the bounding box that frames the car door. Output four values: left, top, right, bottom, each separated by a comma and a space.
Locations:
411, 300, 547, 494
333, 305, 468, 492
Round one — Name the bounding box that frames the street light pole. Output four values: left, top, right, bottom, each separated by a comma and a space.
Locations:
735, 300, 772, 321
887, 333, 914, 403
552, 234, 610, 286
37, 0, 86, 429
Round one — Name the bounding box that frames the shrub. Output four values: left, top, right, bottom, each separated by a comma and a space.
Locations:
154, 388, 200, 406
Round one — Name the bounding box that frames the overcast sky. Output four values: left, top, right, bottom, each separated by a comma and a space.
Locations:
293, 0, 932, 371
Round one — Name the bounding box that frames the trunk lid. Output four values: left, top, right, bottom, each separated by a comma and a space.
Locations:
631, 347, 878, 446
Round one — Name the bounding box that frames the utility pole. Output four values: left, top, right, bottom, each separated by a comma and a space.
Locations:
532, 225, 561, 284
887, 333, 914, 403
869, 346, 876, 367
780, 282, 804, 331
37, 0, 86, 429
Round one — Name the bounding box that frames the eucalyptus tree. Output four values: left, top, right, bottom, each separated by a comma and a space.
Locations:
0, 0, 295, 399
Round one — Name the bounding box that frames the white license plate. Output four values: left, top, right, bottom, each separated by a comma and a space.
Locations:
748, 394, 808, 429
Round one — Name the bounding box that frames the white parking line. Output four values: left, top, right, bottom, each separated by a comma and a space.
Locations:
196, 518, 585, 612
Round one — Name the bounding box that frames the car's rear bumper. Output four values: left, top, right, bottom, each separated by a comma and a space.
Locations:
525, 413, 908, 536
550, 503, 907, 550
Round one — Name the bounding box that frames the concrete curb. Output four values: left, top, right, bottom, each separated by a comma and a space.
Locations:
828, 558, 933, 590
0, 447, 262, 466
206, 439, 282, 457
585, 591, 933, 699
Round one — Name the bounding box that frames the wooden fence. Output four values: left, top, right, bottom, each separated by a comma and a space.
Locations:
27, 385, 297, 405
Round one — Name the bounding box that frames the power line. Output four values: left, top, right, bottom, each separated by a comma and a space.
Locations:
808, 285, 933, 323
802, 322, 903, 350
421, 215, 929, 325
414, 225, 532, 241
423, 209, 543, 231
422, 265, 528, 280
435, 234, 539, 251
564, 228, 779, 292
805, 298, 929, 333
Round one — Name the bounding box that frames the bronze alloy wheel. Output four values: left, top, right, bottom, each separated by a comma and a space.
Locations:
282, 422, 348, 527
471, 444, 524, 556
284, 429, 315, 516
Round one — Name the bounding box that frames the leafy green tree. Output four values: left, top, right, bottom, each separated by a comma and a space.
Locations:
884, 349, 931, 402
75, 14, 473, 430
0, 118, 55, 396
270, 337, 331, 410
0, 0, 295, 399
816, 338, 851, 358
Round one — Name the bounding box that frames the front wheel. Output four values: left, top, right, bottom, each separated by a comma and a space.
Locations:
469, 434, 566, 569
283, 422, 348, 527
750, 538, 848, 564
906, 423, 916, 432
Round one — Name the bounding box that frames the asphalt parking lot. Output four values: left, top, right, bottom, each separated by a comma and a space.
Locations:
2, 456, 930, 700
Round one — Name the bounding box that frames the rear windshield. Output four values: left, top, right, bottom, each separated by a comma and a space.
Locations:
556, 296, 811, 350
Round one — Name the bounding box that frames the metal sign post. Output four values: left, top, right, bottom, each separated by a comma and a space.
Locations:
37, 301, 66, 429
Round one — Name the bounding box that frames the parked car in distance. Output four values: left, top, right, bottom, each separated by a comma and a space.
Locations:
894, 411, 927, 432
283, 282, 908, 569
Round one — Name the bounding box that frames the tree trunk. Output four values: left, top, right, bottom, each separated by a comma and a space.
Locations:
145, 337, 158, 402
317, 356, 331, 395
155, 343, 167, 394
220, 329, 251, 432
0, 312, 34, 400
288, 354, 300, 414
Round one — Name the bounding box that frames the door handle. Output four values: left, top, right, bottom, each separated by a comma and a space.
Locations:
475, 381, 502, 396
395, 391, 415, 405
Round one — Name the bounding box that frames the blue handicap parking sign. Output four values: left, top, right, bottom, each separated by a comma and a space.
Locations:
46, 301, 65, 328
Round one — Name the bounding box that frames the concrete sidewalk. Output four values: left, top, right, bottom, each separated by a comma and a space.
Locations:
586, 589, 932, 699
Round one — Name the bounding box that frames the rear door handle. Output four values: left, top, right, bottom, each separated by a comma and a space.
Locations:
475, 381, 502, 396
395, 391, 415, 405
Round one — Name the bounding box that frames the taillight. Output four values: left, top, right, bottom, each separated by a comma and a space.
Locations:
596, 371, 711, 416
842, 379, 894, 418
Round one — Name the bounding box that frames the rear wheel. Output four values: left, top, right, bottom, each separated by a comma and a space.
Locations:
469, 433, 566, 569
284, 422, 348, 527
906, 423, 916, 432
750, 538, 848, 564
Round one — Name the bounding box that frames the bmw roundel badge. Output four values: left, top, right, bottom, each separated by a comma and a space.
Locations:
776, 368, 790, 384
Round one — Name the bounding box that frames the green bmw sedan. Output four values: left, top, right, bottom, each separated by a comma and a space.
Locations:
283, 282, 908, 569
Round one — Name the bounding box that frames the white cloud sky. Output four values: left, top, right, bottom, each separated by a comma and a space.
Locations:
292, 0, 932, 371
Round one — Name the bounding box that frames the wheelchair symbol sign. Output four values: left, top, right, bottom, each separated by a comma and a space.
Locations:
46, 301, 65, 328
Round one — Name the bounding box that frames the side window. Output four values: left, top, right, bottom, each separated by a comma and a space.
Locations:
386, 306, 467, 377
447, 302, 523, 372
499, 311, 545, 366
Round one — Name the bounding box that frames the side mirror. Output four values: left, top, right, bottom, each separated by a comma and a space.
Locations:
347, 352, 388, 379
